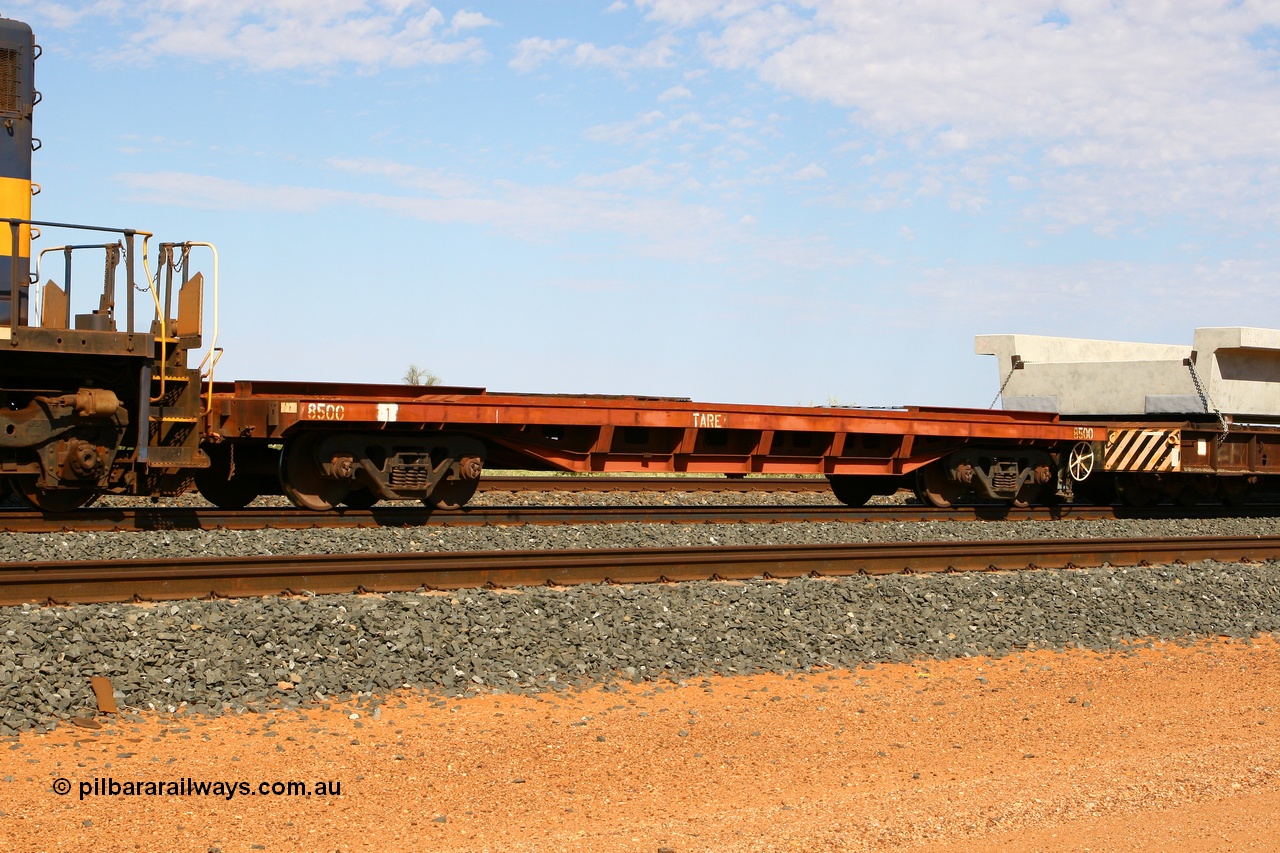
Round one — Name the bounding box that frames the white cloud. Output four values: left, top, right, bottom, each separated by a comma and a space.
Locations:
791, 162, 826, 180
325, 157, 475, 197
120, 171, 338, 212
635, 0, 1280, 227
583, 108, 727, 151
658, 84, 692, 101
585, 110, 669, 145
450, 10, 497, 34
11, 0, 122, 29
510, 34, 677, 73
510, 36, 573, 72
575, 34, 677, 69
119, 165, 730, 262
740, 3, 1280, 152
897, 258, 1280, 339
24, 1, 491, 71
118, 160, 872, 270
635, 0, 761, 29
697, 3, 812, 68
573, 163, 673, 191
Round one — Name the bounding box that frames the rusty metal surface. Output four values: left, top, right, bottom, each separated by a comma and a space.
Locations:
89, 676, 117, 714
4, 535, 1279, 605
211, 384, 1074, 440
1, 324, 152, 357
206, 381, 1085, 478
479, 476, 835, 492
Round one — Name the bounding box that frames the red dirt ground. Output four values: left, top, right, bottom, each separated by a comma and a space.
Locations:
3, 636, 1278, 852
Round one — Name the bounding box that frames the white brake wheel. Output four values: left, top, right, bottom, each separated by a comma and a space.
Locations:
1068, 441, 1095, 482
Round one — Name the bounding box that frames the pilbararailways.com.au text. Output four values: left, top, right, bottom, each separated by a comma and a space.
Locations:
54, 777, 342, 801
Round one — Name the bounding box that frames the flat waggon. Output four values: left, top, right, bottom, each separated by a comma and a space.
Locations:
2, 15, 1277, 513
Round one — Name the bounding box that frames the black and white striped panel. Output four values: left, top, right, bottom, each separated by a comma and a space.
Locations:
1104, 428, 1181, 472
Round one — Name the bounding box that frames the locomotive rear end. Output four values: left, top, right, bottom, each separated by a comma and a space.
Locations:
0, 17, 215, 509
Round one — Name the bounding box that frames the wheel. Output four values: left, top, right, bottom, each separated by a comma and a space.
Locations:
280, 433, 349, 512
196, 475, 260, 510
1013, 463, 1054, 508
1174, 487, 1201, 507
423, 452, 483, 510
422, 476, 479, 511
1219, 477, 1253, 507
1170, 475, 1217, 507
1072, 474, 1115, 505
10, 476, 98, 512
341, 487, 379, 509
1067, 442, 1095, 482
913, 464, 964, 508
195, 445, 260, 509
1115, 474, 1159, 508
1011, 482, 1041, 509
828, 475, 875, 507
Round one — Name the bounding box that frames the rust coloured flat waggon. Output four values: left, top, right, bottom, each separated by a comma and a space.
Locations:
197, 380, 1084, 511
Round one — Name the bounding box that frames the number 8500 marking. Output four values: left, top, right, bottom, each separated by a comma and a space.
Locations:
305, 403, 345, 420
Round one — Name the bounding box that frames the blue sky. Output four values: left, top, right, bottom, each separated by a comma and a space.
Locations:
13, 0, 1280, 407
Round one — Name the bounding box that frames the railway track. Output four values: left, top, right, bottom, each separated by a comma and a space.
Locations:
2, 501, 1278, 534
4, 534, 1276, 606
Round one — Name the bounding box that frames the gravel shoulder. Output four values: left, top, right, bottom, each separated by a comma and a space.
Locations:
3, 559, 1278, 732
4, 512, 1279, 562
3, 637, 1277, 852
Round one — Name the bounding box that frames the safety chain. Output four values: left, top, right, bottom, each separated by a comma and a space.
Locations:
1185, 357, 1229, 444
988, 356, 1024, 409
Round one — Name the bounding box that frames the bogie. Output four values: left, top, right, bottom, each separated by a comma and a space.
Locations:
275, 431, 486, 511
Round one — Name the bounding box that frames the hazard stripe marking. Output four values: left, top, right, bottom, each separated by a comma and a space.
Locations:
1105, 429, 1180, 472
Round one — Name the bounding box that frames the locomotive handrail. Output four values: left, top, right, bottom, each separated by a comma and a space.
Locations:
23, 228, 221, 416
185, 242, 221, 415
13, 218, 152, 235
3, 218, 153, 341
204, 346, 225, 416
148, 243, 180, 404
34, 242, 121, 329
140, 234, 173, 403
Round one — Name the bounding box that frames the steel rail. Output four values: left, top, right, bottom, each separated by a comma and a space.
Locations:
4, 534, 1278, 606
3, 502, 1279, 534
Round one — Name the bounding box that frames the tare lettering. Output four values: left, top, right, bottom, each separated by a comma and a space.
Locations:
692, 412, 726, 429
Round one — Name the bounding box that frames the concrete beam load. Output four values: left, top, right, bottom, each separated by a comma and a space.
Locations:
974, 327, 1280, 419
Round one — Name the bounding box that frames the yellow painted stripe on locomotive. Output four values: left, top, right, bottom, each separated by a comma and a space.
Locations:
0, 175, 31, 257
